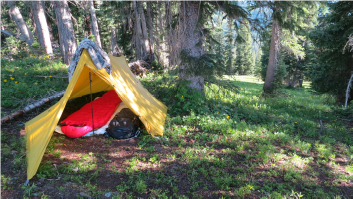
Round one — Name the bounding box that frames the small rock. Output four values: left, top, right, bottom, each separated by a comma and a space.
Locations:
33, 193, 39, 196
39, 178, 45, 182
72, 167, 79, 172
104, 192, 111, 197
79, 192, 91, 199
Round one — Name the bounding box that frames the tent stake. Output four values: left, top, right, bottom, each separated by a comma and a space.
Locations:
89, 69, 95, 134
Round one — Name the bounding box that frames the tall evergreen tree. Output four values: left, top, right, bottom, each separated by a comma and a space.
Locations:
250, 1, 318, 93
177, 1, 249, 94
235, 21, 254, 75
309, 1, 353, 102
225, 20, 235, 73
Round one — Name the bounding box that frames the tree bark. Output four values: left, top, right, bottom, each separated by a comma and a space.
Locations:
88, 1, 101, 47
138, 1, 150, 58
156, 2, 167, 68
290, 68, 298, 87
263, 19, 280, 93
85, 15, 91, 36
111, 27, 123, 57
155, 2, 161, 63
178, 2, 205, 93
54, 1, 77, 64
1, 19, 4, 30
7, 1, 35, 46
132, 1, 143, 60
30, 1, 53, 55
146, 2, 154, 61
165, 2, 173, 67
0, 1, 5, 30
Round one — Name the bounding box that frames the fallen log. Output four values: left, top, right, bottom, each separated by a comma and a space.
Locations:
1, 90, 66, 123
1, 29, 26, 42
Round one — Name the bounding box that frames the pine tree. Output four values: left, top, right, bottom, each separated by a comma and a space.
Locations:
309, 1, 353, 102
235, 21, 254, 75
176, 1, 248, 94
254, 48, 263, 77
224, 20, 235, 73
250, 1, 318, 93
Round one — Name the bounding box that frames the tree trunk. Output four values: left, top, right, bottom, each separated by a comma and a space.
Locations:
146, 2, 154, 61
178, 2, 204, 93
7, 1, 35, 46
165, 2, 173, 67
111, 27, 122, 57
88, 1, 101, 47
290, 68, 298, 87
132, 1, 143, 60
1, 18, 4, 30
30, 1, 53, 55
54, 1, 77, 65
227, 21, 233, 73
155, 2, 162, 63
158, 2, 166, 67
138, 1, 150, 58
0, 0, 5, 30
263, 19, 280, 93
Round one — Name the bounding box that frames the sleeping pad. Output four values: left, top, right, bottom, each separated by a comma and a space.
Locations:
61, 90, 122, 138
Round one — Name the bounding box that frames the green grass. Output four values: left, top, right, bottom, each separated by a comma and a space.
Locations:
139, 74, 353, 198
1, 56, 68, 114
1, 56, 352, 198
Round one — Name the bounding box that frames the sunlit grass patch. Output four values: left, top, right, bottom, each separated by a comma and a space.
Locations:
4, 73, 352, 198
1, 57, 68, 112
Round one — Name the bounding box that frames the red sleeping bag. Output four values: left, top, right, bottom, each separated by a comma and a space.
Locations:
61, 90, 122, 138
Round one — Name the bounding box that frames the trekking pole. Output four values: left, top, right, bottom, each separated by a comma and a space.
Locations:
89, 69, 95, 134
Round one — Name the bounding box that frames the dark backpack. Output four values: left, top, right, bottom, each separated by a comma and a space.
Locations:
105, 108, 141, 140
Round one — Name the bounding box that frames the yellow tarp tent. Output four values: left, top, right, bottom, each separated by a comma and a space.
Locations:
25, 49, 167, 180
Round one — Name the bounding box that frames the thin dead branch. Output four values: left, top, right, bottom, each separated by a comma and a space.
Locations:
1, 90, 66, 123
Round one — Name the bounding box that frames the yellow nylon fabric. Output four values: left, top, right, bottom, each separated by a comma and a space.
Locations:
25, 49, 167, 180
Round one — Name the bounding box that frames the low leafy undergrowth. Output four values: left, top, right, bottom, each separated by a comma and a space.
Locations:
1, 56, 68, 115
1, 73, 352, 198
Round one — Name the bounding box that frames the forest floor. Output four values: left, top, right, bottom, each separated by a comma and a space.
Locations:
1, 57, 353, 198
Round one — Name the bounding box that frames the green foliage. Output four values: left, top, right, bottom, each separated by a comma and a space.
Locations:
235, 21, 254, 75
151, 60, 162, 71
179, 49, 227, 81
1, 36, 30, 59
134, 180, 147, 193
1, 56, 68, 111
141, 74, 208, 115
170, 80, 207, 115
37, 161, 57, 179
1, 175, 11, 190
0, 131, 7, 142
308, 1, 353, 101
260, 56, 288, 91
234, 184, 254, 198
